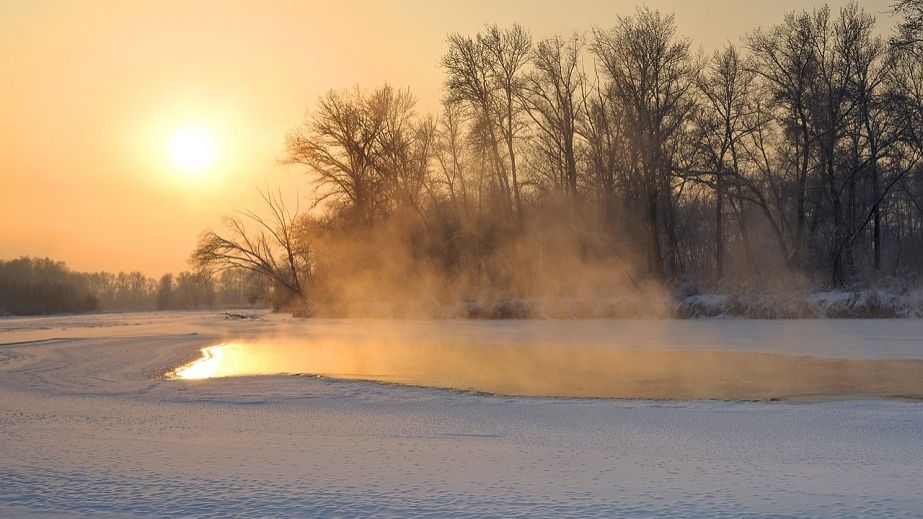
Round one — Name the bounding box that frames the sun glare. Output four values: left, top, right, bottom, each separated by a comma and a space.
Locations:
167, 126, 216, 173
171, 346, 225, 379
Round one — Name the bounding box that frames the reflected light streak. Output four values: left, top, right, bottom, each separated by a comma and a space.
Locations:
171, 346, 225, 379
166, 340, 923, 400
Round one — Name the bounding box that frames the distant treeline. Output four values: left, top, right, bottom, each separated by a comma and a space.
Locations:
0, 257, 268, 316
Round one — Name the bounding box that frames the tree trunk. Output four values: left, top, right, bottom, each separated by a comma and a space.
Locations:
647, 190, 664, 278
715, 168, 725, 281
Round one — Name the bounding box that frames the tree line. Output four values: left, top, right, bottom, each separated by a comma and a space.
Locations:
0, 257, 266, 315
195, 2, 923, 314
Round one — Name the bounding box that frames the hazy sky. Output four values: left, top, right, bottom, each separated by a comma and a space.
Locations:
0, 0, 897, 275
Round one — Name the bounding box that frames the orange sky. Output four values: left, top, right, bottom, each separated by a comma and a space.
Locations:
0, 0, 897, 275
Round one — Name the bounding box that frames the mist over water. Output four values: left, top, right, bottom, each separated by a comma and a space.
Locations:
170, 321, 923, 400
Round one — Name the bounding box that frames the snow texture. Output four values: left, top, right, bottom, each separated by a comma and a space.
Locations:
2, 312, 923, 517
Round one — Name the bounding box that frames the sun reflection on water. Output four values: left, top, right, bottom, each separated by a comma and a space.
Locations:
169, 342, 295, 380
171, 346, 225, 379
165, 339, 923, 400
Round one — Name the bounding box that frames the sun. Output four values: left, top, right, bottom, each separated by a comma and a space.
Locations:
167, 126, 216, 173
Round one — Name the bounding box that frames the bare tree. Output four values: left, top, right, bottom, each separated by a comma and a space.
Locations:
193, 189, 310, 306
846, 11, 891, 273
746, 9, 824, 270
286, 85, 418, 225
691, 44, 756, 280
893, 0, 923, 52
808, 5, 877, 284
593, 8, 699, 278
578, 69, 629, 224
482, 24, 532, 214
432, 101, 473, 217
521, 33, 586, 197
371, 89, 431, 213
442, 24, 532, 215
891, 0, 923, 156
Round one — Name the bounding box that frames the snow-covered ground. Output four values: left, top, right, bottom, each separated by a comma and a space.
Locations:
2, 312, 923, 517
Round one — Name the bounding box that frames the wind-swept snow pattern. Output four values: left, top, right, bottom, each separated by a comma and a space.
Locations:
2, 312, 923, 517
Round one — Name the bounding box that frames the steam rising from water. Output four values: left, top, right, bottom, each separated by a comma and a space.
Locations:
170, 336, 923, 400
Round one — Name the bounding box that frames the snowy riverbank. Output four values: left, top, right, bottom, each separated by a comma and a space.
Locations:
2, 312, 923, 517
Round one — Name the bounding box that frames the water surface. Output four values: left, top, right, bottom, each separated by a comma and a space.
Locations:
170, 332, 923, 400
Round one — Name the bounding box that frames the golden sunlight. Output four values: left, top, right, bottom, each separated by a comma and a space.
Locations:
171, 345, 224, 379
167, 126, 217, 173
165, 338, 923, 400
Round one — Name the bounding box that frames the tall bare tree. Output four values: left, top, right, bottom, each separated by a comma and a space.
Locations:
692, 44, 756, 280
286, 85, 419, 225
521, 33, 586, 197
442, 24, 532, 215
747, 10, 821, 269
593, 8, 699, 278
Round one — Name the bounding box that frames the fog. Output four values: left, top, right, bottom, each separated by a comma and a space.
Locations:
190, 3, 923, 318
299, 209, 676, 318
171, 320, 923, 400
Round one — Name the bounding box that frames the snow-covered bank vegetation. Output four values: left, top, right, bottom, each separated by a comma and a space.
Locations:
288, 287, 923, 319
461, 287, 923, 319
678, 287, 923, 318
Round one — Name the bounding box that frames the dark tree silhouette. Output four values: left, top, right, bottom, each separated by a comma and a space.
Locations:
193, 189, 310, 306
